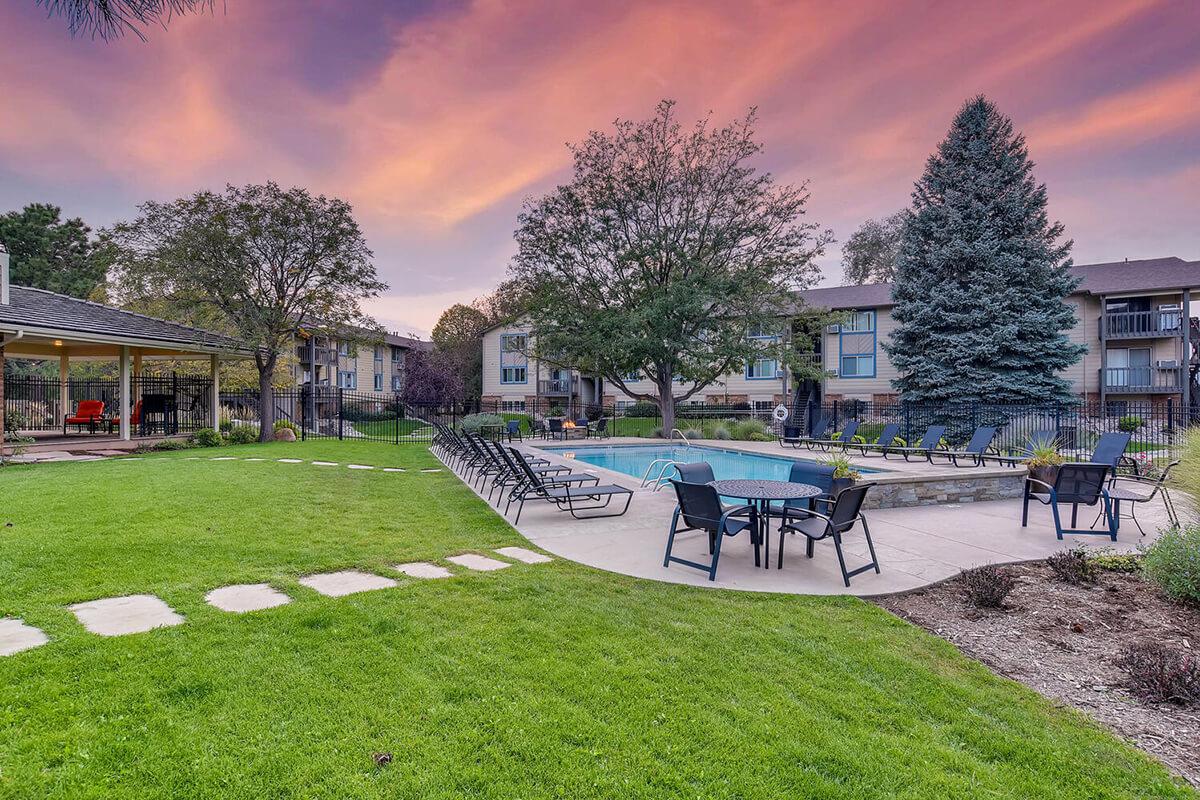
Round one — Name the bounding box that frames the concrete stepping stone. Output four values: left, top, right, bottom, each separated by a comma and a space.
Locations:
278, 458, 303, 463
298, 570, 396, 597
420, 468, 443, 473
0, 618, 49, 656
211, 457, 238, 461
446, 554, 510, 572
69, 594, 184, 636
494, 546, 553, 564
205, 583, 291, 613
347, 464, 374, 470
392, 562, 453, 579
382, 468, 406, 473
312, 461, 338, 467
243, 458, 265, 462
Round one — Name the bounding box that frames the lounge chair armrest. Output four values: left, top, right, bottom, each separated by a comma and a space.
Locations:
1024, 477, 1054, 492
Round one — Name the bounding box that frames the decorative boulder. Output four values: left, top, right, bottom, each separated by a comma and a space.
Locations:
275, 427, 297, 442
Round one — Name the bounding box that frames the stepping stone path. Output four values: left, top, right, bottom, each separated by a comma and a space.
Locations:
347, 464, 374, 470
205, 584, 291, 613
393, 562, 453, 579
494, 547, 553, 564
299, 570, 397, 597
0, 618, 49, 656
69, 594, 184, 636
446, 553, 510, 572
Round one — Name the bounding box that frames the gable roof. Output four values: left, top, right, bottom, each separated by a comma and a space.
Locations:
0, 285, 246, 351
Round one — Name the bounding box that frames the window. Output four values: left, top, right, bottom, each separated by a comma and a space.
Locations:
374, 347, 383, 364
623, 370, 641, 382
391, 375, 402, 391
838, 310, 876, 378
337, 371, 357, 389
500, 333, 528, 384
746, 357, 778, 380
391, 346, 403, 363
843, 311, 875, 333
747, 323, 777, 339
753, 400, 775, 413
500, 400, 526, 413
374, 373, 383, 391
338, 341, 351, 357
840, 354, 875, 377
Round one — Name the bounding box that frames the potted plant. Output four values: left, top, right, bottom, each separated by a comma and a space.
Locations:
821, 454, 861, 496
1025, 439, 1065, 493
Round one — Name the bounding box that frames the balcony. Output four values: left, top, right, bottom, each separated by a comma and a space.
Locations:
296, 345, 332, 363
1100, 310, 1183, 340
1101, 365, 1185, 394
792, 353, 823, 372
538, 377, 578, 395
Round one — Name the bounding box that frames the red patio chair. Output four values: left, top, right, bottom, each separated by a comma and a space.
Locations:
64, 400, 106, 434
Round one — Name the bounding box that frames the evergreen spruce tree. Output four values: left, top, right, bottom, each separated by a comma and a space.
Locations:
886, 96, 1085, 405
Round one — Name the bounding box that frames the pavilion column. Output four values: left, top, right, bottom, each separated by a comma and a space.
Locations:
59, 352, 69, 426
210, 354, 220, 430
119, 346, 131, 441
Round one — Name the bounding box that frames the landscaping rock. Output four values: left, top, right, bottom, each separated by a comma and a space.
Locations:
275, 428, 297, 442
69, 594, 185, 636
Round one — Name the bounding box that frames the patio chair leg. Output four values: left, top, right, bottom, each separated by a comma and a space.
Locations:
663, 509, 681, 568
1163, 489, 1178, 526
832, 532, 851, 588
708, 530, 725, 581
806, 537, 815, 558
777, 527, 785, 569
1021, 491, 1030, 527
1051, 502, 1065, 541
861, 517, 881, 575
1070, 503, 1078, 528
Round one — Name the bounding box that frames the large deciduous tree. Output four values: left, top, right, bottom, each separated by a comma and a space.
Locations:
401, 349, 465, 406
885, 96, 1085, 404
841, 211, 904, 285
431, 303, 491, 403
110, 182, 386, 440
0, 203, 111, 298
509, 100, 830, 434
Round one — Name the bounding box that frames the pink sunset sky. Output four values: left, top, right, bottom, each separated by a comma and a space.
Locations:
1, 0, 1197, 337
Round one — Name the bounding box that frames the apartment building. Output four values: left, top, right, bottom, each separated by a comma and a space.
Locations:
480, 256, 1200, 415
294, 329, 430, 396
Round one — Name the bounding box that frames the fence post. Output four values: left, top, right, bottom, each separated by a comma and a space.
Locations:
395, 394, 401, 445
301, 387, 307, 441
1167, 397, 1175, 438
338, 388, 344, 441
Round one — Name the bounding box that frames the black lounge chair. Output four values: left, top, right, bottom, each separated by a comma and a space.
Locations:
844, 423, 900, 456
778, 424, 804, 448
488, 443, 598, 507
811, 420, 860, 452
779, 415, 828, 449
882, 425, 947, 461
794, 416, 834, 450
663, 479, 758, 580
1022, 462, 1117, 540
505, 447, 633, 523
1092, 459, 1179, 535
929, 426, 997, 467
777, 482, 879, 585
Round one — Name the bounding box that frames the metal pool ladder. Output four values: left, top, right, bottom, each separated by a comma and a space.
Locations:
638, 429, 693, 491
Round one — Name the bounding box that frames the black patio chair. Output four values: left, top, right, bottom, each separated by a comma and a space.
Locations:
548, 419, 564, 440
1022, 462, 1117, 540
663, 479, 758, 581
882, 425, 947, 461
929, 426, 997, 467
777, 482, 879, 585
588, 418, 609, 439
674, 461, 715, 483
844, 423, 900, 457
506, 447, 633, 523
1092, 460, 1179, 535
811, 420, 860, 452
505, 419, 523, 442
775, 460, 837, 520
1089, 431, 1134, 473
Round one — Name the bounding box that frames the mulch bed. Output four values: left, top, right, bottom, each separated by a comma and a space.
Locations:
876, 562, 1200, 786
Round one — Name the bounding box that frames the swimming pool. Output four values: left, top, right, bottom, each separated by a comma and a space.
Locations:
540, 443, 882, 483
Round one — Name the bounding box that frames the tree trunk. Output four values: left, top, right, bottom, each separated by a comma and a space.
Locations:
657, 377, 676, 438
258, 354, 277, 442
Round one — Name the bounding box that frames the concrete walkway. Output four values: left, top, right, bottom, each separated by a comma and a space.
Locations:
444, 439, 1176, 597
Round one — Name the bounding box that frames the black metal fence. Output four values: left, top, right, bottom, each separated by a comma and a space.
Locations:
4, 374, 214, 434
807, 399, 1192, 459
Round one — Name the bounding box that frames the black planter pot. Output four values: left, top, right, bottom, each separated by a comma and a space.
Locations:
830, 476, 855, 497
1028, 464, 1059, 494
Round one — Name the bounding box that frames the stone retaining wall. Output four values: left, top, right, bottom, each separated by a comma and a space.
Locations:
865, 473, 1026, 509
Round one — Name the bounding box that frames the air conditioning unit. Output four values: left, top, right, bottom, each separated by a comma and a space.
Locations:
775, 368, 786, 378
1156, 360, 1180, 368
827, 367, 839, 377
826, 323, 841, 333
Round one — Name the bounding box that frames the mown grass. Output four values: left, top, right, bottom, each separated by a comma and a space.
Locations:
0, 441, 1192, 798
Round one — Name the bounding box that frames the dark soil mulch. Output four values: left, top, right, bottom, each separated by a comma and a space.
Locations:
876, 562, 1200, 786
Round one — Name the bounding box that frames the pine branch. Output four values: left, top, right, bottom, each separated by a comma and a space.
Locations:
37, 0, 217, 41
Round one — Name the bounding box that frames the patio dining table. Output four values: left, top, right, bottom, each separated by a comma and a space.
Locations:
709, 479, 821, 569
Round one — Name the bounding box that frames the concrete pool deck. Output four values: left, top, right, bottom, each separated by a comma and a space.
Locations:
441, 437, 1177, 597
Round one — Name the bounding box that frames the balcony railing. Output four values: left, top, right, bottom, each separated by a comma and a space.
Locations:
297, 345, 332, 363
1101, 365, 1185, 393
792, 353, 823, 372
1101, 309, 1183, 340
538, 377, 577, 395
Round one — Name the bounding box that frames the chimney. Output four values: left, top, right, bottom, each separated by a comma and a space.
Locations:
0, 241, 9, 305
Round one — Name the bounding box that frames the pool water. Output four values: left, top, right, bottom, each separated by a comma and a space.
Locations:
542, 443, 881, 483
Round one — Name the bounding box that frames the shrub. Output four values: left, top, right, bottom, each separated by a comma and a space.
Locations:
961, 564, 1015, 608
1116, 641, 1200, 705
274, 419, 301, 436
192, 428, 223, 448
820, 454, 860, 481
151, 439, 193, 451
649, 426, 665, 438
680, 427, 703, 441
584, 404, 604, 422
1091, 552, 1140, 573
1141, 524, 1200, 604
226, 425, 259, 445
219, 419, 233, 433
731, 418, 768, 441
459, 413, 505, 434
547, 406, 565, 418
712, 425, 731, 440
1046, 548, 1096, 585
1117, 415, 1145, 433
622, 402, 659, 418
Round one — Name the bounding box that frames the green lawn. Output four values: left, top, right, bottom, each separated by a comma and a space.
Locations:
0, 441, 1191, 798
350, 418, 435, 439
